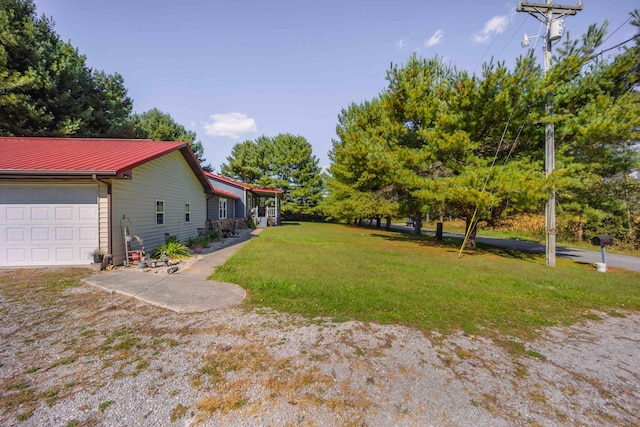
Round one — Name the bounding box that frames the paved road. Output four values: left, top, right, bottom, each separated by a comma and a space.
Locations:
393, 225, 640, 273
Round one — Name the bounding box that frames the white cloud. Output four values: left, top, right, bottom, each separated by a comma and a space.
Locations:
396, 38, 407, 50
203, 112, 257, 139
472, 14, 512, 44
425, 29, 444, 48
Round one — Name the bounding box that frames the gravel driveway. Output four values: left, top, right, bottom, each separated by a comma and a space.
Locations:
1, 268, 638, 426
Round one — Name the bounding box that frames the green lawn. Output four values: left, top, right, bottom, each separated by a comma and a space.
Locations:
414, 220, 639, 255
212, 222, 640, 339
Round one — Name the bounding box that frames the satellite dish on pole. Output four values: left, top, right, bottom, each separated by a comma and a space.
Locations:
550, 19, 564, 41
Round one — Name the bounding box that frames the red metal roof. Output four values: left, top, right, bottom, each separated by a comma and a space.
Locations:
251, 187, 283, 194
213, 188, 240, 199
0, 137, 185, 173
205, 172, 283, 195
0, 137, 214, 193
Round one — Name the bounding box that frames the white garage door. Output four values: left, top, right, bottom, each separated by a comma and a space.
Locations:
0, 183, 99, 266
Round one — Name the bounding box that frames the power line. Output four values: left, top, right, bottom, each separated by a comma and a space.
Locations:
591, 33, 640, 59
473, 7, 518, 74
601, 16, 632, 46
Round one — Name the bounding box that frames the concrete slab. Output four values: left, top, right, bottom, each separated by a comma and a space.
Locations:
82, 229, 261, 312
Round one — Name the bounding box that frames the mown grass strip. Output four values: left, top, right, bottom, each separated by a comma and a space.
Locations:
212, 222, 640, 339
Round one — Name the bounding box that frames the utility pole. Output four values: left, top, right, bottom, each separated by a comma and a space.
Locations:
516, 0, 582, 267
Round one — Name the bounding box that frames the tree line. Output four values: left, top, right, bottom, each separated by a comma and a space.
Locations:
3, 0, 639, 245
1, 0, 325, 218
0, 0, 210, 170
321, 11, 640, 248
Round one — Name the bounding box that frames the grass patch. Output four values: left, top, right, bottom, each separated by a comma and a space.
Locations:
170, 403, 188, 422
413, 217, 638, 256
40, 388, 58, 406
98, 400, 114, 411
152, 337, 179, 348
43, 279, 80, 291
192, 343, 336, 422
212, 222, 640, 339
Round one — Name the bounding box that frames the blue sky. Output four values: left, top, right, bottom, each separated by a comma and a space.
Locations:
33, 0, 636, 172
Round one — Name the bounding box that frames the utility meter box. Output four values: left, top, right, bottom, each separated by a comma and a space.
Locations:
591, 235, 613, 247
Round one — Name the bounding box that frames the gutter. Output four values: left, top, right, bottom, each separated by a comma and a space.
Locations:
0, 170, 118, 177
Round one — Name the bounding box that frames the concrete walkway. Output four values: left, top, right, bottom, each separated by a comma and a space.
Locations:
83, 229, 262, 313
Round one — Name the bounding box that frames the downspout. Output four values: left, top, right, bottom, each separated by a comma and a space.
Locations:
243, 190, 247, 218
92, 175, 112, 259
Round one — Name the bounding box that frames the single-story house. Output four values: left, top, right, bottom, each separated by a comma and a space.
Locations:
205, 173, 283, 229
0, 137, 213, 267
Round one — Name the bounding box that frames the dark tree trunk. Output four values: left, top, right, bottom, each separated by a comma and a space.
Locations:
465, 217, 477, 250
385, 216, 391, 231
624, 175, 634, 242
376, 216, 381, 228
413, 212, 422, 235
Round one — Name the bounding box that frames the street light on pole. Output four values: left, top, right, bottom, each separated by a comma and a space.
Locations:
516, 0, 582, 267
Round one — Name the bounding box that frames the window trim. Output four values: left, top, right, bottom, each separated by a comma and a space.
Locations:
156, 199, 165, 226
184, 202, 191, 223
219, 198, 227, 220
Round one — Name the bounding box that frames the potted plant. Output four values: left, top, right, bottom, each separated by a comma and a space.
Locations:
191, 238, 204, 253
187, 235, 210, 254
92, 249, 104, 264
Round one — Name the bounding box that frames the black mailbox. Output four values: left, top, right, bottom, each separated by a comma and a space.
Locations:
591, 235, 613, 247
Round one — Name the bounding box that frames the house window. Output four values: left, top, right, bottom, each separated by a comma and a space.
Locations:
156, 200, 164, 226
219, 198, 227, 219
184, 203, 191, 223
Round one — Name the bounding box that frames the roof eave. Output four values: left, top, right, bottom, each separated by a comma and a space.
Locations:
205, 172, 251, 189
0, 169, 118, 178
179, 146, 215, 194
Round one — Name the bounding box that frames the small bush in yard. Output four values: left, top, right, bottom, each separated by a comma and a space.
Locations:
151, 240, 191, 260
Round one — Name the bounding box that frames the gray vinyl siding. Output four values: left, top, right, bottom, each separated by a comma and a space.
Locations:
233, 198, 243, 218
111, 151, 207, 264
207, 196, 217, 221
208, 177, 246, 217
207, 196, 236, 221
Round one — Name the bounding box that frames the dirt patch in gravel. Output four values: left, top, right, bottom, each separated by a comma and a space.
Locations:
1, 267, 638, 426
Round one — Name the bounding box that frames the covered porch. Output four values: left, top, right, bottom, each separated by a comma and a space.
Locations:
248, 188, 283, 228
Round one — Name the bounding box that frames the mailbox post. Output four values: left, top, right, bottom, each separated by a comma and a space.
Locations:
591, 235, 613, 272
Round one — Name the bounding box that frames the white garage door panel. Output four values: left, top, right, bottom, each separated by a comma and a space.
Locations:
32, 228, 50, 241
6, 207, 25, 221
32, 248, 51, 263
55, 207, 74, 221
31, 206, 50, 220
7, 248, 26, 263
0, 183, 99, 266
6, 227, 25, 241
